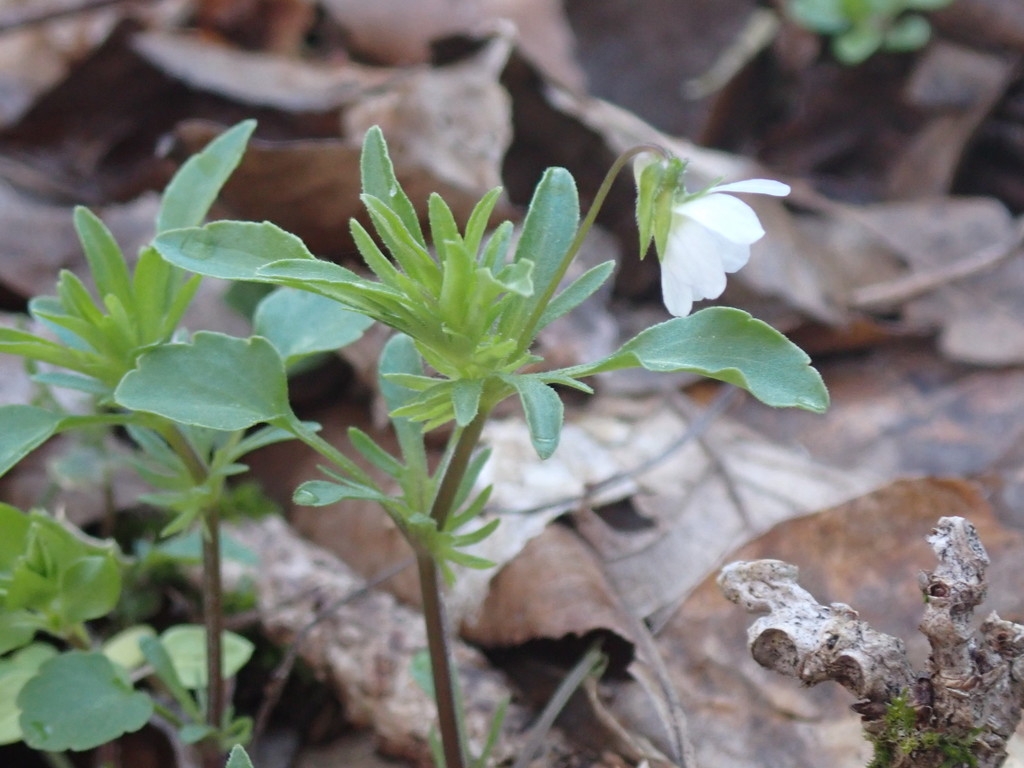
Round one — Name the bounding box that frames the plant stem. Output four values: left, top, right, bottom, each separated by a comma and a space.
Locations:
203, 501, 225, 740
41, 751, 75, 768
417, 554, 467, 768
415, 413, 488, 768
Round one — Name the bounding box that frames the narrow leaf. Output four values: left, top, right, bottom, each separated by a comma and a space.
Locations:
359, 125, 425, 247
157, 120, 256, 233
500, 168, 579, 334
538, 261, 615, 329
502, 375, 564, 459
73, 207, 133, 310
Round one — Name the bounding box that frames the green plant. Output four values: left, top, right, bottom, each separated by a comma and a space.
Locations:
145, 125, 828, 767
1, 119, 829, 768
0, 122, 372, 767
786, 0, 954, 64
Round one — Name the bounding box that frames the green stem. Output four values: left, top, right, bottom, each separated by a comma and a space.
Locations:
417, 554, 467, 768
203, 502, 225, 736
416, 412, 488, 768
40, 751, 75, 768
518, 143, 670, 351
151, 420, 226, 764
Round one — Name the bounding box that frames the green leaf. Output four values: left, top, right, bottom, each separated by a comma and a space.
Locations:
154, 220, 315, 281
0, 406, 62, 478
18, 651, 153, 751
102, 625, 157, 671
73, 207, 134, 311
159, 625, 255, 689
114, 332, 293, 431
253, 287, 374, 367
379, 334, 428, 477
833, 23, 883, 63
138, 635, 197, 718
501, 375, 563, 459
292, 479, 387, 506
0, 611, 43, 656
157, 120, 256, 233
59, 554, 122, 622
451, 379, 483, 427
0, 643, 58, 745
359, 126, 426, 248
500, 167, 579, 335
226, 744, 256, 768
573, 307, 829, 412
882, 13, 931, 50
537, 260, 615, 329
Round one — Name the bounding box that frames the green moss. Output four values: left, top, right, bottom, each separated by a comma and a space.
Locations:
866, 692, 979, 768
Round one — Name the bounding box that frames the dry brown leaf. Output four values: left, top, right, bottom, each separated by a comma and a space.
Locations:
320, 0, 585, 90
645, 478, 1024, 768
887, 42, 1016, 199
132, 30, 398, 112
228, 515, 580, 768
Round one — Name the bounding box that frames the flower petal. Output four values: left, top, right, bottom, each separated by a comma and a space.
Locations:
660, 219, 745, 316
712, 179, 790, 196
677, 193, 765, 244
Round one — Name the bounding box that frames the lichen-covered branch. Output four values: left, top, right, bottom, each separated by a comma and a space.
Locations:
719, 516, 1024, 768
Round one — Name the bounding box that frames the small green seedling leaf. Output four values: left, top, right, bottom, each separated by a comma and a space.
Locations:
226, 744, 256, 768
157, 120, 256, 233
17, 651, 153, 751
114, 332, 294, 430
0, 642, 57, 745
102, 625, 157, 671
159, 625, 255, 689
574, 307, 829, 412
253, 286, 374, 367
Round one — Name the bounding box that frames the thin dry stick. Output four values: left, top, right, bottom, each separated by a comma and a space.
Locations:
511, 640, 608, 768
0, 0, 145, 33
850, 218, 1024, 310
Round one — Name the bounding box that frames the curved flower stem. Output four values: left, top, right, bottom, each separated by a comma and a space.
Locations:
518, 143, 671, 350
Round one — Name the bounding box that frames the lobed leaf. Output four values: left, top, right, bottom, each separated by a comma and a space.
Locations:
115, 332, 294, 431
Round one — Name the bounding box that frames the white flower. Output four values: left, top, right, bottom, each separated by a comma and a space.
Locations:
658, 178, 790, 317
